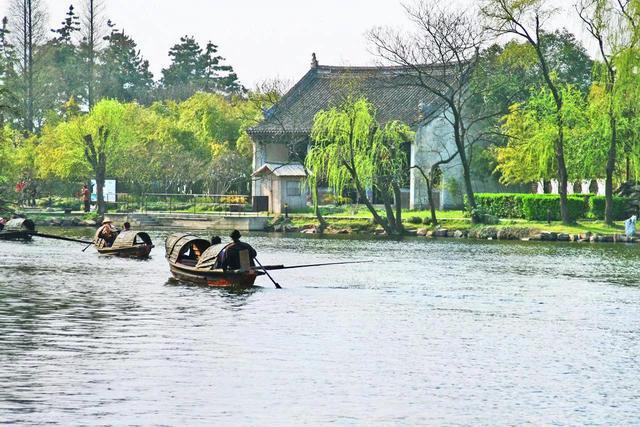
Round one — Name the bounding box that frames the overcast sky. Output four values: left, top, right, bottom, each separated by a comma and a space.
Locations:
0, 0, 589, 89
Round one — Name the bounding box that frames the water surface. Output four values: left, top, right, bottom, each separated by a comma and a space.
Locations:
1, 230, 639, 425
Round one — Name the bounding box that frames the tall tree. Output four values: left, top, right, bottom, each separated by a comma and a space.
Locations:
99, 20, 154, 103
43, 4, 83, 110
81, 0, 105, 110
483, 0, 573, 224
369, 0, 490, 221
8, 0, 47, 132
0, 16, 19, 125
161, 36, 243, 100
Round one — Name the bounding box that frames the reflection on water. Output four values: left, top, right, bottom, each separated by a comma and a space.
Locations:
1, 229, 639, 425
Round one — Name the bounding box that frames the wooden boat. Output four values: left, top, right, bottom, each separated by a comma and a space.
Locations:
165, 233, 264, 287
94, 230, 154, 258
0, 218, 36, 241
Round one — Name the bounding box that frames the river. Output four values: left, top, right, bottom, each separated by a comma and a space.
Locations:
1, 229, 639, 425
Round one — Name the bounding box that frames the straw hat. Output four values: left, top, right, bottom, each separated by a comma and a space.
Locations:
102, 218, 113, 225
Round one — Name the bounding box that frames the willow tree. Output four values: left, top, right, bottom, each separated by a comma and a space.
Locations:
306, 97, 412, 236
495, 85, 586, 188
36, 99, 129, 216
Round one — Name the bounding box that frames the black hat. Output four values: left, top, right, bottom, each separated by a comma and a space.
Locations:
230, 229, 241, 240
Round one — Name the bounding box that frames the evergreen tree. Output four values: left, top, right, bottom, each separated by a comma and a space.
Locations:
42, 4, 84, 109
0, 16, 19, 125
161, 35, 243, 100
98, 20, 154, 103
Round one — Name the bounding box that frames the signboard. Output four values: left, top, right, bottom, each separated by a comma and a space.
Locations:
91, 179, 117, 202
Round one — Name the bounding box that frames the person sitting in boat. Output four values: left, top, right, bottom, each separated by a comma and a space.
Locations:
217, 230, 257, 271
122, 222, 131, 232
211, 235, 221, 245
0, 217, 5, 231
97, 219, 118, 247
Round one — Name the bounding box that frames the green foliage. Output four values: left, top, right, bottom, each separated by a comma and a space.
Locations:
472, 193, 526, 219
407, 216, 422, 224
161, 36, 243, 99
588, 196, 630, 220
521, 194, 588, 222
495, 84, 587, 184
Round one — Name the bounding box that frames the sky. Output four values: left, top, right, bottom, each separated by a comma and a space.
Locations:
0, 0, 589, 89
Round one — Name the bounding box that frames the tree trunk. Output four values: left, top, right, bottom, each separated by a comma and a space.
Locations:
95, 168, 105, 216
556, 121, 571, 224
426, 171, 438, 226
87, 0, 95, 110
604, 114, 617, 225
380, 187, 398, 232
26, 0, 33, 132
392, 182, 404, 233
312, 181, 327, 233
458, 147, 477, 222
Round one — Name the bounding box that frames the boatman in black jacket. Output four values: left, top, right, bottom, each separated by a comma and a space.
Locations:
217, 230, 257, 271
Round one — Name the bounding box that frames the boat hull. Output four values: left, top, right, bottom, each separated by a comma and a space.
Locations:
97, 244, 153, 259
169, 263, 261, 288
0, 231, 32, 241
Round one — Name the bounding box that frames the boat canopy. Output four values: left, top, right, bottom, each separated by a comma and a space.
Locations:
112, 231, 152, 249
165, 233, 211, 264
195, 243, 226, 269
4, 218, 35, 232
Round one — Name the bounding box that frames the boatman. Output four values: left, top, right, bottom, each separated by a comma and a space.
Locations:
97, 219, 118, 247
217, 230, 257, 271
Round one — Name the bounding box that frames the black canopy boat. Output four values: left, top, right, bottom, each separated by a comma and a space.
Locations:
94, 229, 154, 258
0, 218, 36, 241
165, 232, 371, 288
165, 233, 263, 287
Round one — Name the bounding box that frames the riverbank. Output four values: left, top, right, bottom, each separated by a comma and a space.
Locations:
16, 208, 638, 244
271, 215, 638, 244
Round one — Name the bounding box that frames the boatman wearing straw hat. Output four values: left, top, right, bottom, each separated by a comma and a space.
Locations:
217, 230, 257, 271
97, 218, 118, 247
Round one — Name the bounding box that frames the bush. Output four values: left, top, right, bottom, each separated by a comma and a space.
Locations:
472, 193, 526, 219
588, 196, 630, 220
521, 194, 588, 221
407, 216, 422, 224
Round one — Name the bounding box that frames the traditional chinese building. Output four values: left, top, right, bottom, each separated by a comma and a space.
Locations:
248, 54, 509, 213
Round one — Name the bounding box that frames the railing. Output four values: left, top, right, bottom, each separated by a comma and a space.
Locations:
139, 193, 252, 214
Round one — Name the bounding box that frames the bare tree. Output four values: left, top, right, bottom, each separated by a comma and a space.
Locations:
81, 0, 106, 110
482, 0, 575, 224
8, 0, 46, 132
368, 0, 490, 221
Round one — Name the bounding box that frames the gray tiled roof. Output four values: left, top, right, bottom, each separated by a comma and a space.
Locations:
251, 162, 307, 177
249, 64, 450, 139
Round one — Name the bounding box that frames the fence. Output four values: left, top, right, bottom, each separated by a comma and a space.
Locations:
138, 193, 252, 214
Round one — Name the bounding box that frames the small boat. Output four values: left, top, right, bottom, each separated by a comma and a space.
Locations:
165, 233, 264, 287
0, 218, 36, 241
95, 230, 154, 258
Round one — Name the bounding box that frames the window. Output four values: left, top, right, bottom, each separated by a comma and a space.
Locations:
286, 180, 301, 197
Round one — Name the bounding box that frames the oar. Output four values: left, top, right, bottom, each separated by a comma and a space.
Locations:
253, 257, 282, 289
32, 232, 93, 245
81, 242, 94, 252
255, 260, 372, 271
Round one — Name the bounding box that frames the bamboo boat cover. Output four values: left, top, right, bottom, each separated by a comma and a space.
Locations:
111, 231, 152, 249
165, 233, 211, 264
4, 218, 35, 232
195, 243, 227, 269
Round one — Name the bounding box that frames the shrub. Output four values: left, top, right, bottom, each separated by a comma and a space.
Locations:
588, 196, 630, 220
521, 194, 588, 221
472, 193, 526, 219
407, 216, 422, 224
422, 216, 432, 225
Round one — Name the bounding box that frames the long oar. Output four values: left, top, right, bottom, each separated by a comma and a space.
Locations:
255, 260, 372, 271
253, 257, 282, 289
81, 242, 94, 252
32, 232, 93, 245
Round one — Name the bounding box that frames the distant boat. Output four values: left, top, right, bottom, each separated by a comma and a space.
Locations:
165, 233, 263, 287
94, 230, 154, 259
0, 218, 36, 241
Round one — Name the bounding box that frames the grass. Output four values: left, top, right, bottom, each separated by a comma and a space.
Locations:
287, 209, 627, 236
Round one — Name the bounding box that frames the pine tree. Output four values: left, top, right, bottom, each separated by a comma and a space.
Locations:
161, 35, 243, 99
0, 16, 19, 125
98, 20, 154, 103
